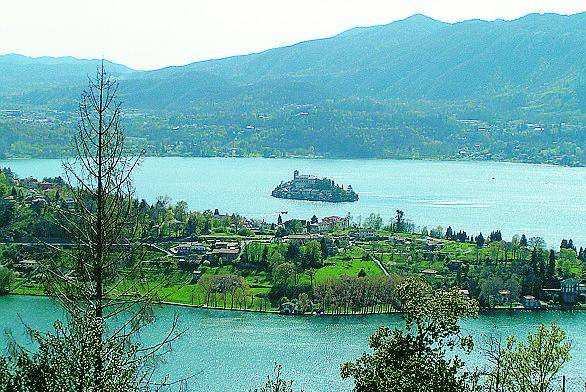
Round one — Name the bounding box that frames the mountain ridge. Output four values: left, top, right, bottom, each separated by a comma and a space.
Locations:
1, 12, 585, 163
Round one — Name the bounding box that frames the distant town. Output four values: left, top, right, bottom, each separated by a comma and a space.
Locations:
1, 108, 585, 166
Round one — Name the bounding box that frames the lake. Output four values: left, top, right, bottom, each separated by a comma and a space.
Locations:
2, 157, 586, 247
0, 296, 585, 391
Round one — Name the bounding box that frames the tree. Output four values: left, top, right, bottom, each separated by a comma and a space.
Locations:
511, 235, 520, 260
261, 245, 269, 269
301, 240, 322, 268
0, 266, 13, 294
363, 213, 382, 230
3, 64, 180, 390
475, 233, 485, 248
430, 226, 444, 238
489, 322, 571, 392
520, 234, 528, 248
0, 198, 14, 229
251, 364, 301, 392
546, 250, 556, 286
394, 210, 404, 232
273, 262, 295, 285
445, 226, 453, 239
0, 319, 148, 391
305, 269, 316, 289
285, 242, 300, 263
528, 237, 545, 250
319, 237, 329, 259
341, 277, 479, 391
558, 249, 578, 279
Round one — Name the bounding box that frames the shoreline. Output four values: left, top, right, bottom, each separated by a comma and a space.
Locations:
8, 293, 586, 316
0, 155, 579, 169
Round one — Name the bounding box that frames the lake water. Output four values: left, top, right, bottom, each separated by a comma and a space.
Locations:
2, 157, 586, 247
0, 296, 585, 391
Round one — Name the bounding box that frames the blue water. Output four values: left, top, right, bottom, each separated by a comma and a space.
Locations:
2, 157, 586, 247
0, 296, 584, 391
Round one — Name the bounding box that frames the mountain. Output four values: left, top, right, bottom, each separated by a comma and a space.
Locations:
117, 12, 586, 114
0, 54, 133, 96
0, 13, 585, 163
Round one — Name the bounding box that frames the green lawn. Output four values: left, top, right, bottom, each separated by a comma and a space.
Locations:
315, 247, 383, 283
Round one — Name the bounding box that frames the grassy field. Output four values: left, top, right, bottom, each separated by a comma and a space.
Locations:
315, 247, 383, 283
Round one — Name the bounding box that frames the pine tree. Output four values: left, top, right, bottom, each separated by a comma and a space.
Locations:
547, 250, 556, 286
445, 226, 453, 239
520, 234, 528, 247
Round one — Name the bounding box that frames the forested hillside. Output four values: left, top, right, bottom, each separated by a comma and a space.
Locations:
1, 12, 585, 163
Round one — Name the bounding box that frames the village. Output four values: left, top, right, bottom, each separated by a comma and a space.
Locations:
2, 170, 586, 314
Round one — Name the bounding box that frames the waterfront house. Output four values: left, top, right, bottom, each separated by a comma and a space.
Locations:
279, 302, 296, 315
522, 295, 541, 309
560, 278, 584, 304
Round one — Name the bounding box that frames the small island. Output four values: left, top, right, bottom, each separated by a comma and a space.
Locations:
272, 170, 358, 202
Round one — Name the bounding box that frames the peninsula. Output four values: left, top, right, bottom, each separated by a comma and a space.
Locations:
272, 170, 358, 202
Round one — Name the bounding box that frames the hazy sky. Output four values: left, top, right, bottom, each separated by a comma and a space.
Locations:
1, 0, 584, 70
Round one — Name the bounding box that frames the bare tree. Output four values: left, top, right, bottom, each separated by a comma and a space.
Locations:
33, 62, 183, 390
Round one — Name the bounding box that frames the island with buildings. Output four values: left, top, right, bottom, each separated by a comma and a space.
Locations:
271, 170, 358, 202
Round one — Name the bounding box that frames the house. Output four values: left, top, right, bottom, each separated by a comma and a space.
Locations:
17, 259, 38, 272
191, 270, 203, 282
207, 248, 240, 262
171, 242, 208, 256
279, 302, 296, 315
421, 269, 438, 276
458, 289, 470, 299
447, 260, 465, 271
389, 236, 405, 246
560, 278, 582, 304
63, 198, 76, 209
320, 216, 350, 232
30, 197, 47, 209
355, 229, 376, 241
212, 241, 240, 250
36, 182, 54, 191
283, 234, 322, 244
522, 295, 541, 309
498, 290, 512, 306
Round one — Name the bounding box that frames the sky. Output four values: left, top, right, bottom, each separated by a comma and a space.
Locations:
0, 0, 584, 70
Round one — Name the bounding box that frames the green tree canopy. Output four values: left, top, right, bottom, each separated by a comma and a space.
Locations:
341, 276, 479, 392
